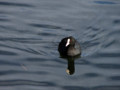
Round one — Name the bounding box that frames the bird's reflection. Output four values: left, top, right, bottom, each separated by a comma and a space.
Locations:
66, 57, 75, 75
60, 55, 80, 75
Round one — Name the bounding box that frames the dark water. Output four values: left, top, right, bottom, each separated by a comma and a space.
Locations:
0, 0, 120, 90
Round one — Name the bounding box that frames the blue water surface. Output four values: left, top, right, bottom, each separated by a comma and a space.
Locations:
0, 0, 120, 90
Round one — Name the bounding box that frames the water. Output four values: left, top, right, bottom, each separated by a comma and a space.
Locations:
0, 0, 120, 90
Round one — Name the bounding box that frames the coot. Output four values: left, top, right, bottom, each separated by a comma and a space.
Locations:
58, 36, 81, 57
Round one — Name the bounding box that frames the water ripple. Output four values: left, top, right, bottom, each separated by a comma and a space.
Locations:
94, 63, 120, 69
0, 70, 48, 76
92, 86, 120, 90
0, 60, 19, 66
94, 1, 116, 4
113, 19, 120, 24
0, 38, 42, 43
29, 23, 72, 31
80, 25, 106, 57
0, 1, 34, 7
63, 86, 120, 90
0, 18, 10, 22
0, 80, 56, 86
62, 86, 86, 90
0, 50, 17, 56
94, 52, 120, 58
109, 76, 120, 81
83, 73, 100, 78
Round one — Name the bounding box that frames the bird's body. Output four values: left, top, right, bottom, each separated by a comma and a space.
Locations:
58, 36, 81, 57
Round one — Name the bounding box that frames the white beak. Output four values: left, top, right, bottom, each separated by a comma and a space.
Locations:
66, 39, 70, 47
